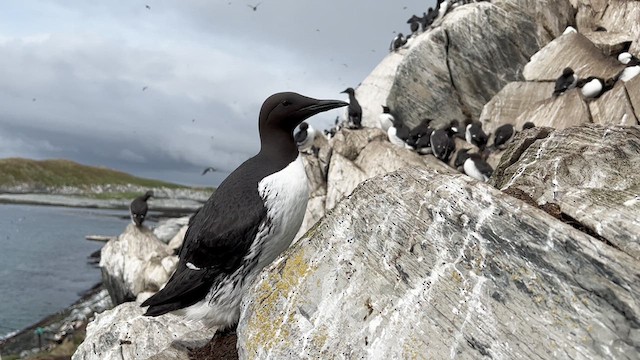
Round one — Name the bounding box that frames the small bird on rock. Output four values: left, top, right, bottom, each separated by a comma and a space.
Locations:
130, 191, 153, 227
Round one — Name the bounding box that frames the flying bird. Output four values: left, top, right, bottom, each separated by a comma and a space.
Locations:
130, 191, 153, 227
145, 4, 151, 10
201, 167, 217, 176
247, 2, 261, 11
141, 92, 347, 329
142, 86, 148, 91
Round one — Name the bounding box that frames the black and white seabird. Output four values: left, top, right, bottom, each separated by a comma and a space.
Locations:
379, 105, 394, 132
407, 15, 421, 35
406, 118, 433, 148
576, 76, 613, 98
522, 121, 535, 130
617, 53, 640, 82
492, 123, 515, 149
130, 191, 153, 227
141, 92, 347, 329
390, 33, 407, 52
414, 127, 435, 155
341, 88, 363, 129
446, 119, 465, 139
465, 121, 489, 150
618, 52, 640, 66
388, 118, 412, 148
463, 153, 493, 182
294, 122, 315, 152
430, 129, 456, 162
454, 148, 471, 170
553, 67, 577, 96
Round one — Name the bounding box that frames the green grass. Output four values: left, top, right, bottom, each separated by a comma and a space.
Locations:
0, 158, 186, 190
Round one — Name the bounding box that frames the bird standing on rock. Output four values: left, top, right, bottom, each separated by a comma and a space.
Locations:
141, 92, 347, 330
341, 88, 363, 129
130, 191, 153, 227
553, 67, 577, 96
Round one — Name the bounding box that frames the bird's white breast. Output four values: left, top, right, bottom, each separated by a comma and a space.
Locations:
464, 159, 488, 182
298, 126, 315, 151
581, 79, 603, 98
387, 126, 406, 147
620, 66, 640, 82
379, 113, 394, 132
254, 154, 309, 270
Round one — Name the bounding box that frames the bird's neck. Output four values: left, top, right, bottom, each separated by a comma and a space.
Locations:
259, 129, 298, 164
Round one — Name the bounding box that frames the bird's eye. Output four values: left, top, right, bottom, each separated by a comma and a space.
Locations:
281, 100, 292, 106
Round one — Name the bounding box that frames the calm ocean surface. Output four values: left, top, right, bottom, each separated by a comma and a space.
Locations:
0, 204, 136, 338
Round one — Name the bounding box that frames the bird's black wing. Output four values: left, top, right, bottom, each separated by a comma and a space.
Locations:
493, 124, 513, 147
142, 158, 268, 314
475, 158, 494, 177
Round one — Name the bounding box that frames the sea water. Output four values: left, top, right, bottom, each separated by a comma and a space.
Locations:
0, 204, 131, 338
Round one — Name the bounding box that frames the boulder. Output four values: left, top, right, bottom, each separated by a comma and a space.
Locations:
153, 217, 190, 244
72, 302, 216, 360
514, 89, 591, 129
582, 31, 635, 56
100, 224, 178, 304
589, 82, 639, 126
479, 81, 555, 134
238, 167, 639, 359
523, 32, 625, 82
491, 124, 640, 260
625, 75, 640, 121
387, 0, 573, 129
575, 0, 640, 54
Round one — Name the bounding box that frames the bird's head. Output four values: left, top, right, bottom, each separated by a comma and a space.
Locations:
340, 88, 355, 95
381, 105, 390, 113
259, 92, 347, 136
299, 122, 309, 131
144, 190, 154, 200
562, 67, 574, 76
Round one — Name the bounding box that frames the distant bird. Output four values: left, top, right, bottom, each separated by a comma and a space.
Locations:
522, 122, 535, 130
437, 0, 450, 19
379, 105, 394, 132
430, 129, 456, 162
141, 92, 347, 329
553, 67, 577, 96
142, 86, 148, 91
562, 26, 577, 35
406, 118, 433, 148
294, 122, 315, 152
594, 26, 607, 32
201, 167, 217, 176
465, 121, 489, 150
341, 88, 362, 129
390, 33, 407, 52
492, 124, 515, 149
446, 119, 465, 139
145, 4, 151, 10
617, 52, 640, 66
130, 191, 153, 227
463, 153, 493, 182
407, 15, 421, 35
247, 2, 261, 11
576, 76, 614, 98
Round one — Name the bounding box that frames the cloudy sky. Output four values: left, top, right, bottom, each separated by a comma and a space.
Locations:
0, 0, 433, 187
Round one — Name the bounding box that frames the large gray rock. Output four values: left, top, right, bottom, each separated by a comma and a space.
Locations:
479, 81, 555, 134
514, 89, 591, 129
589, 82, 639, 126
72, 302, 216, 360
387, 0, 573, 129
153, 216, 190, 244
100, 224, 178, 304
575, 0, 640, 54
238, 167, 639, 359
626, 75, 640, 121
492, 124, 640, 260
582, 31, 636, 56
523, 31, 625, 82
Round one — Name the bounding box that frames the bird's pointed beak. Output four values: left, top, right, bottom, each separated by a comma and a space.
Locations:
298, 99, 348, 120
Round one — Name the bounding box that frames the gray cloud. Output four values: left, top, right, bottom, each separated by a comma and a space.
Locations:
0, 0, 433, 186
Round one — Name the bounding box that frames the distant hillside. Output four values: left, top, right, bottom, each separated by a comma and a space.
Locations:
0, 158, 184, 192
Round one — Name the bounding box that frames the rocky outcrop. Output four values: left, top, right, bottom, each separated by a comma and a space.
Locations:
386, 0, 574, 129
100, 224, 178, 304
238, 167, 640, 359
575, 0, 640, 54
491, 124, 640, 260
153, 216, 190, 244
72, 302, 215, 360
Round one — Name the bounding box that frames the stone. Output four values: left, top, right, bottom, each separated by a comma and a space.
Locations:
523, 32, 625, 82
238, 167, 640, 359
100, 224, 177, 304
153, 216, 190, 244
167, 225, 187, 252
514, 89, 591, 129
294, 195, 326, 243
325, 152, 368, 211
72, 302, 216, 360
495, 0, 577, 42
492, 124, 640, 260
625, 75, 640, 122
582, 31, 635, 56
589, 82, 639, 126
575, 0, 640, 54
332, 128, 387, 162
387, 0, 572, 129
479, 81, 555, 134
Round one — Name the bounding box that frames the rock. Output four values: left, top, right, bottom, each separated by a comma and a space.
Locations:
479, 81, 555, 134
514, 89, 591, 129
575, 0, 640, 54
325, 152, 368, 211
153, 216, 190, 244
625, 75, 640, 122
387, 0, 572, 129
72, 302, 216, 360
491, 124, 640, 260
332, 128, 387, 161
582, 31, 635, 56
589, 82, 639, 126
355, 52, 407, 129
523, 32, 625, 82
100, 224, 178, 304
167, 225, 187, 252
495, 0, 576, 42
238, 167, 640, 359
